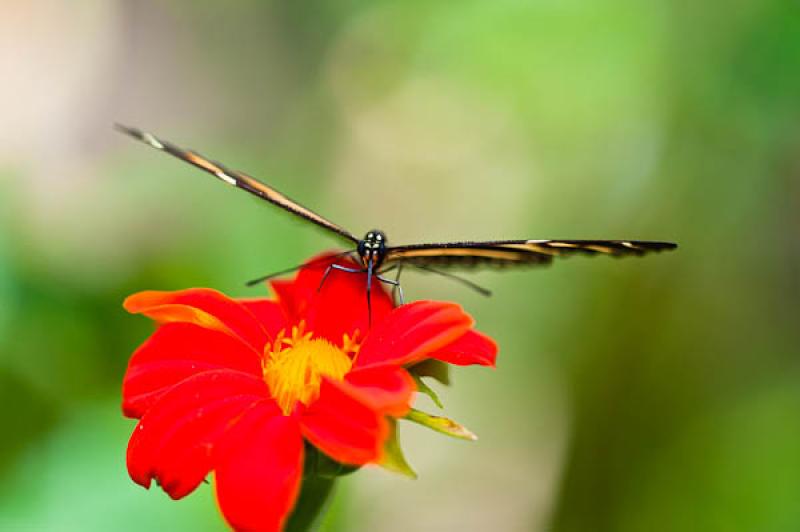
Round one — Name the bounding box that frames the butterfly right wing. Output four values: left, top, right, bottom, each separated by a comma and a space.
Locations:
115, 124, 360, 244
384, 239, 677, 269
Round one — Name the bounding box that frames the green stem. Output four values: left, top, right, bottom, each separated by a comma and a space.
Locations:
284, 474, 337, 532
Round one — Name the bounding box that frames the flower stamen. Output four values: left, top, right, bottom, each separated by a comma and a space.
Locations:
263, 322, 355, 415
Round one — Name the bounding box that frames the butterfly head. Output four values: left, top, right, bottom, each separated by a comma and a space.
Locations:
358, 230, 387, 269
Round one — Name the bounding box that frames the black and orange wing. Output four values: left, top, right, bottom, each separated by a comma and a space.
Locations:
115, 124, 360, 244
384, 239, 677, 269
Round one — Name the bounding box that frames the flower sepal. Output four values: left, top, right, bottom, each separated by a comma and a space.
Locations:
409, 359, 451, 385
412, 375, 444, 409
405, 408, 478, 441
379, 419, 417, 479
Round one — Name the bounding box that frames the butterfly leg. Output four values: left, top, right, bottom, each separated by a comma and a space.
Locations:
318, 263, 364, 292
376, 264, 405, 305
394, 263, 404, 303
316, 259, 381, 327
376, 274, 404, 305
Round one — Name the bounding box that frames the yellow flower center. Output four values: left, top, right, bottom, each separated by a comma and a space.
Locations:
263, 323, 357, 415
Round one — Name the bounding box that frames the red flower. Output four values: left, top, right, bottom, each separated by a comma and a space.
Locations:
122, 253, 497, 531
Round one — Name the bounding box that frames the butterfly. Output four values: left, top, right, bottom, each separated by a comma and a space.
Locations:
115, 124, 677, 321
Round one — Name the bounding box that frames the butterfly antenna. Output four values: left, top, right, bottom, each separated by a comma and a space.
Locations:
245, 250, 356, 287
410, 264, 492, 297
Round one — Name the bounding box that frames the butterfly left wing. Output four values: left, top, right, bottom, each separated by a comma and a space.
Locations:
115, 124, 360, 244
383, 239, 677, 269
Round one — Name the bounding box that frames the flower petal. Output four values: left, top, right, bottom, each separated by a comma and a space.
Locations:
238, 298, 289, 340
153, 396, 270, 499
126, 369, 270, 493
300, 378, 389, 465
274, 252, 394, 342
124, 288, 270, 351
355, 301, 472, 369
344, 366, 416, 417
214, 406, 304, 532
430, 329, 498, 367
268, 253, 345, 319
124, 359, 219, 419
268, 278, 299, 317
123, 323, 263, 418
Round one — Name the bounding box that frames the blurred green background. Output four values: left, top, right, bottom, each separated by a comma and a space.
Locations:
1, 1, 798, 531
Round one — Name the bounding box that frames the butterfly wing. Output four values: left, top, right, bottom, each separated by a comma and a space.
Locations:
384, 240, 677, 269
115, 124, 360, 244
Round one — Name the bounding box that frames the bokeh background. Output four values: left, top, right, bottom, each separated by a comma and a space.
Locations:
1, 1, 799, 531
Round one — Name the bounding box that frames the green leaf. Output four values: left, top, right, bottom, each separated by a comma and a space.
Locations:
410, 359, 451, 385
404, 408, 478, 441
413, 375, 444, 409
380, 419, 417, 479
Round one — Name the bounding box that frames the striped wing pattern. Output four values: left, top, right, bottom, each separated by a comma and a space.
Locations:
115, 124, 359, 244
116, 124, 677, 274
384, 240, 677, 269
